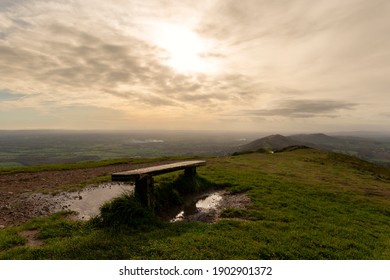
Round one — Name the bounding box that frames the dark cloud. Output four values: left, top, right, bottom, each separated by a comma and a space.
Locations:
240, 99, 357, 118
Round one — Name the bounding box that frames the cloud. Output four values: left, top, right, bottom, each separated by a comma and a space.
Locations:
0, 0, 26, 10
0, 0, 389, 131
1, 22, 163, 83
239, 99, 357, 118
197, 1, 390, 93
197, 0, 337, 45
0, 90, 27, 101
0, 3, 262, 112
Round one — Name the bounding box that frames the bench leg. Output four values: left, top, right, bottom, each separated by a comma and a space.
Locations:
184, 167, 197, 177
134, 175, 155, 209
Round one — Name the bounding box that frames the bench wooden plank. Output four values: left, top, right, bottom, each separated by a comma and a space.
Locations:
111, 160, 206, 209
111, 160, 206, 182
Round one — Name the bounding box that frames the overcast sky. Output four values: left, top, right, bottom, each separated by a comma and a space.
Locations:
1, 0, 389, 133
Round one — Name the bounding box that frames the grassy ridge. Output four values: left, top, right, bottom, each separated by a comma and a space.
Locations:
1, 149, 390, 259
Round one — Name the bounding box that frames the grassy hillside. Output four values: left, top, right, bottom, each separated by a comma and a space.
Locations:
234, 134, 303, 153
234, 133, 390, 167
1, 149, 390, 259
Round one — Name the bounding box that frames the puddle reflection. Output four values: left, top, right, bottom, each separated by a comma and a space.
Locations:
171, 191, 223, 222
59, 183, 134, 220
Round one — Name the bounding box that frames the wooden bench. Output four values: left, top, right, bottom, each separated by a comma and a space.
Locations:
111, 160, 206, 208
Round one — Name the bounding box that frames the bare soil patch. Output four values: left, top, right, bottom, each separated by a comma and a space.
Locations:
19, 230, 44, 247
0, 161, 175, 227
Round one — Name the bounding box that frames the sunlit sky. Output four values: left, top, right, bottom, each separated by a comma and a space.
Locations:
1, 0, 390, 133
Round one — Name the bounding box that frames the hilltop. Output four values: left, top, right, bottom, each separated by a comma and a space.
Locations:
233, 133, 390, 167
1, 148, 390, 259
234, 134, 303, 153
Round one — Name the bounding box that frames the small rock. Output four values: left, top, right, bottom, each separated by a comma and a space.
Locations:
0, 225, 5, 229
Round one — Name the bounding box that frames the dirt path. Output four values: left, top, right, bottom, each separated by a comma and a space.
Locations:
0, 161, 176, 228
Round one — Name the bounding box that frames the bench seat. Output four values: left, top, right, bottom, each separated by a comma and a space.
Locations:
112, 160, 206, 181
111, 160, 206, 209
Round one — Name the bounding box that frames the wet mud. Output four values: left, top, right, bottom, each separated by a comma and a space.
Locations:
1, 186, 250, 228
0, 183, 135, 227
0, 160, 177, 227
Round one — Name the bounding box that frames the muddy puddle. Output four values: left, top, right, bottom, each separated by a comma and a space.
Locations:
2, 185, 249, 227
63, 183, 135, 219
58, 186, 227, 223
27, 182, 135, 220
170, 191, 225, 223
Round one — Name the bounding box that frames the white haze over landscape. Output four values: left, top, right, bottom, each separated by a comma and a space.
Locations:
1, 0, 390, 134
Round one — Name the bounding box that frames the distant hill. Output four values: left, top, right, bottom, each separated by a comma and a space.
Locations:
233, 133, 390, 167
289, 133, 340, 147
234, 134, 306, 154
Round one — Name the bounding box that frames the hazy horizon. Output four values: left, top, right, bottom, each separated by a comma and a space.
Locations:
1, 0, 390, 133
1, 128, 390, 138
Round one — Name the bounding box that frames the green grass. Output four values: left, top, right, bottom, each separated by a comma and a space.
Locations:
1, 149, 390, 259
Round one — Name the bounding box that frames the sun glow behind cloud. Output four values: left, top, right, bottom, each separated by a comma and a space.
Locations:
151, 23, 219, 74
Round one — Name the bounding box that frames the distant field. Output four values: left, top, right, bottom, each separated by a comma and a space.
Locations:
1, 149, 390, 259
1, 130, 390, 168
0, 130, 256, 167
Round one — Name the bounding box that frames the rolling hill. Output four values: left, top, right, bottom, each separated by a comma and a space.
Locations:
233, 134, 305, 154
234, 133, 390, 167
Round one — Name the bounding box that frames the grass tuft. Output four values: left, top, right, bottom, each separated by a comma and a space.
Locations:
0, 228, 26, 250
91, 192, 158, 229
